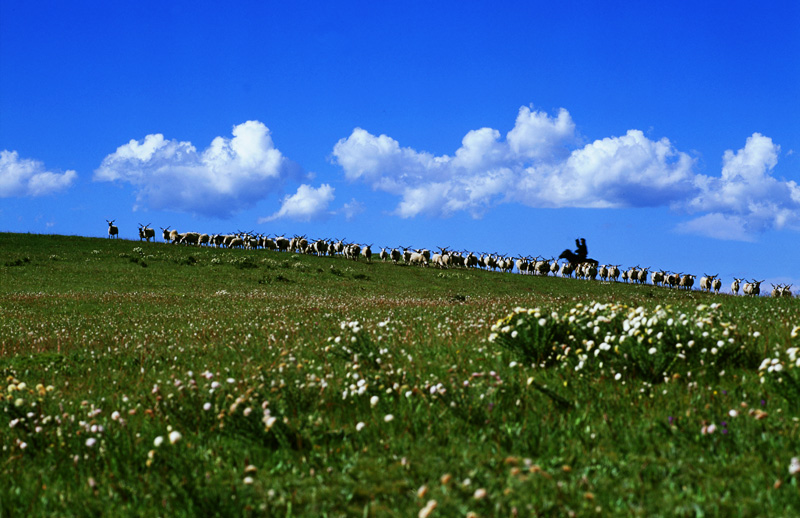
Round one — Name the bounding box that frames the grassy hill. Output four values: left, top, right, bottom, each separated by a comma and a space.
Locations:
2, 232, 799, 516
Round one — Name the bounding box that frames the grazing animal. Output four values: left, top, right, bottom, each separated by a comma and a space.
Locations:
138, 223, 155, 242
107, 220, 119, 239
743, 280, 764, 297
731, 278, 743, 296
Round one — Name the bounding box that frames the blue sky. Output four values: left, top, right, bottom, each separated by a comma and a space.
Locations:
2, 1, 799, 290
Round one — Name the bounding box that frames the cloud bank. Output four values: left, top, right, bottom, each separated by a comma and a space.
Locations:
0, 150, 77, 197
94, 121, 303, 218
332, 106, 798, 240
259, 183, 335, 223
679, 133, 800, 239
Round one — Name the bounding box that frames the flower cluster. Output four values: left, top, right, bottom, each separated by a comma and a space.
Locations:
758, 326, 800, 402
490, 302, 747, 382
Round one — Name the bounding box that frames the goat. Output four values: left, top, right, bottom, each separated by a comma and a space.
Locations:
731, 278, 743, 296
107, 220, 119, 239
743, 279, 764, 297
138, 223, 155, 242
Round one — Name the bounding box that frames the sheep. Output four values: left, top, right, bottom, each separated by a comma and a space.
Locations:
179, 232, 201, 246
263, 236, 278, 251
731, 278, 743, 296
743, 279, 764, 297
515, 257, 529, 275
665, 273, 680, 289
106, 220, 119, 239
138, 223, 155, 242
379, 247, 389, 262
390, 247, 403, 265
210, 234, 226, 248
711, 278, 722, 294
361, 244, 373, 263
699, 274, 718, 293
535, 257, 551, 276
160, 226, 172, 243
624, 266, 639, 284
198, 233, 210, 247
275, 236, 291, 252
650, 270, 666, 287
408, 251, 427, 267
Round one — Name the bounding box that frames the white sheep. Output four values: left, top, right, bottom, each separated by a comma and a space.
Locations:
361, 244, 373, 263
699, 274, 718, 293
106, 220, 119, 239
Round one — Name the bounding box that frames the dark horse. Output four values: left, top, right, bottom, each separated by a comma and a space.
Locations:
559, 238, 598, 267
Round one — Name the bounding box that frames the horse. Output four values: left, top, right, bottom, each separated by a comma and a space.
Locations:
558, 249, 598, 268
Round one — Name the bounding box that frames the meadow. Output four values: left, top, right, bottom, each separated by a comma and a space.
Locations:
1, 232, 799, 517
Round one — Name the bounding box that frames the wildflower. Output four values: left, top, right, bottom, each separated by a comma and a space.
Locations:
473, 488, 487, 499
203, 402, 212, 411
154, 436, 164, 447
729, 409, 738, 418
356, 422, 366, 432
370, 396, 379, 407
243, 477, 254, 485
86, 438, 97, 448
614, 373, 622, 381
648, 347, 657, 355
384, 414, 394, 422
790, 457, 800, 476
419, 500, 437, 518
168, 431, 182, 444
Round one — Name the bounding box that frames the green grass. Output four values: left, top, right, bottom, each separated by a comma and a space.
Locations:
1, 232, 799, 517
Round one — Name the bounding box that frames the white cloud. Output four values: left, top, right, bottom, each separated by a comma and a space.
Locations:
332, 106, 695, 217
675, 213, 756, 242
260, 183, 335, 223
681, 133, 800, 239
339, 198, 365, 221
94, 121, 301, 218
0, 150, 77, 197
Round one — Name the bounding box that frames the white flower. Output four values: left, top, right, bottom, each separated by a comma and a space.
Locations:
243, 476, 254, 485
473, 488, 487, 499
111, 411, 121, 421
370, 396, 379, 407
85, 438, 97, 448
203, 402, 212, 411
154, 436, 164, 447
614, 373, 622, 381
790, 457, 800, 476
648, 347, 657, 355
384, 414, 394, 422
168, 431, 182, 444
356, 422, 366, 432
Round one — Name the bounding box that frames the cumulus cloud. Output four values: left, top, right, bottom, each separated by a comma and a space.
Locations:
680, 133, 800, 240
0, 150, 77, 197
259, 183, 335, 223
94, 121, 302, 218
332, 105, 695, 218
332, 106, 798, 240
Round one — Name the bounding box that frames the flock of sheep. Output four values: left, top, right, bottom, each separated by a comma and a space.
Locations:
109, 222, 794, 298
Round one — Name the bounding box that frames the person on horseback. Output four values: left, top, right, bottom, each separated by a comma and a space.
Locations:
575, 238, 588, 262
